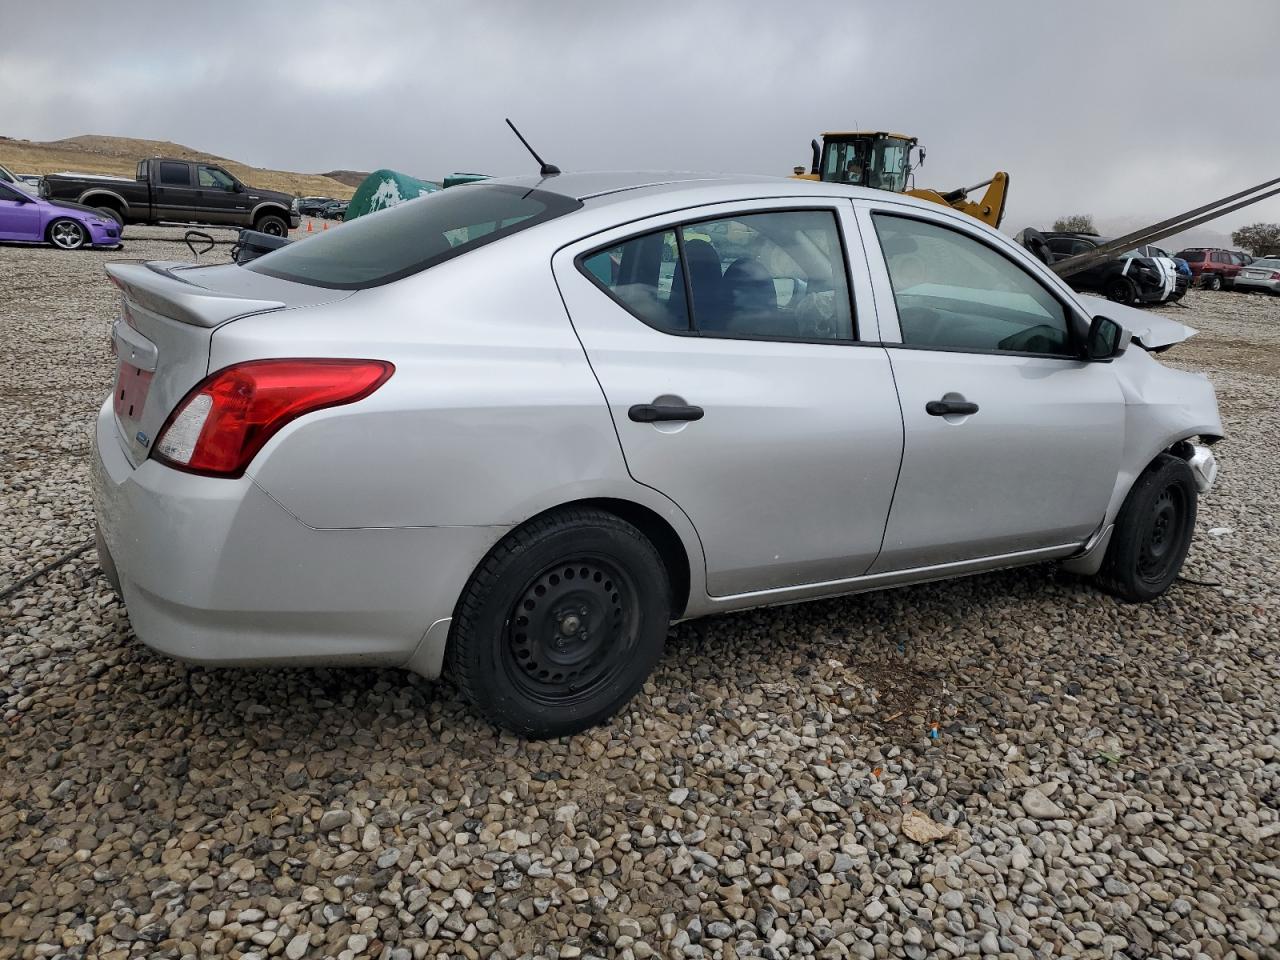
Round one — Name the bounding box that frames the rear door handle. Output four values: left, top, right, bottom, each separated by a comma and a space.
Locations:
629, 402, 704, 423
926, 399, 979, 417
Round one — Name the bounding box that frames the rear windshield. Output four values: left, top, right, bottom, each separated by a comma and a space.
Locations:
247, 183, 582, 289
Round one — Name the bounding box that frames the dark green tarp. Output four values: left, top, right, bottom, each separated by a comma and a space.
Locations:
345, 169, 440, 221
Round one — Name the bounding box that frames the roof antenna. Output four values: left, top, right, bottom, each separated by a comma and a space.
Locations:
506, 118, 560, 176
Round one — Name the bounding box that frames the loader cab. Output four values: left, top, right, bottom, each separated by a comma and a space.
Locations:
811, 132, 919, 193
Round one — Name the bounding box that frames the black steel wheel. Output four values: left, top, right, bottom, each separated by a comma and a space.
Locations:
448, 507, 671, 737
1096, 454, 1198, 602
255, 214, 288, 237
1106, 277, 1137, 306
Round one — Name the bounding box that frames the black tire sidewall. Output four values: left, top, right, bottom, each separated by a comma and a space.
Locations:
255, 214, 288, 237
451, 513, 670, 738
95, 206, 124, 228
1102, 455, 1198, 602
1107, 278, 1136, 305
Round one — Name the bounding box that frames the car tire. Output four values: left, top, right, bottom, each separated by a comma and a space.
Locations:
1096, 454, 1198, 603
47, 218, 87, 250
1106, 277, 1137, 306
254, 214, 289, 237
94, 206, 124, 228
1203, 274, 1222, 291
447, 507, 671, 738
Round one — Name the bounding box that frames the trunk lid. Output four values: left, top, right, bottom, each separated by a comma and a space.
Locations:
104, 260, 351, 467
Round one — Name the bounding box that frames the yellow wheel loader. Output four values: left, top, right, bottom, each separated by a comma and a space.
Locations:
793, 131, 1010, 229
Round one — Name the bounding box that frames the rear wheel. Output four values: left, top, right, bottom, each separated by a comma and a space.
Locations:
447, 508, 671, 738
254, 213, 288, 237
48, 218, 87, 250
94, 206, 124, 228
1203, 273, 1223, 291
1106, 277, 1137, 305
1096, 454, 1197, 602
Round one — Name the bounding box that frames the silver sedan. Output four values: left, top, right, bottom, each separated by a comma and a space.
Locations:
93, 172, 1222, 737
1233, 257, 1280, 294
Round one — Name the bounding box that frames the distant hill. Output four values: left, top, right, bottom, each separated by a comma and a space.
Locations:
320, 169, 371, 189
0, 134, 357, 199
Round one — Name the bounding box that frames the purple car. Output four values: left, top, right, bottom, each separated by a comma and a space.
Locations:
0, 180, 122, 250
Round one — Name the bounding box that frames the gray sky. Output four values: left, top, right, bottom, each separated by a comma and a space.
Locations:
5, 0, 1279, 237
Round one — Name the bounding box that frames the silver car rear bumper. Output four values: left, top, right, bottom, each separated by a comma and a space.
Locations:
91, 400, 501, 678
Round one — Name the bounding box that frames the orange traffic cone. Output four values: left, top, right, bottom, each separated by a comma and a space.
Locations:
306, 220, 313, 233
322, 221, 328, 231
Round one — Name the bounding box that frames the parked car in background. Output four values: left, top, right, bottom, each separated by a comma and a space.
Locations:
1232, 256, 1280, 295
41, 158, 300, 235
93, 173, 1222, 737
1044, 232, 1185, 305
320, 199, 348, 220
0, 180, 122, 249
1174, 248, 1250, 290
297, 196, 333, 217
0, 162, 37, 195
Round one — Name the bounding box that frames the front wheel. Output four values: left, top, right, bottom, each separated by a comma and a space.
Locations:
254, 214, 288, 237
1203, 274, 1223, 291
447, 508, 671, 738
1106, 277, 1137, 305
1096, 454, 1198, 602
48, 218, 87, 250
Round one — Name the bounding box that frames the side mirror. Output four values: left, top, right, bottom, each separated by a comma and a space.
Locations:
1086, 315, 1130, 360
233, 181, 245, 193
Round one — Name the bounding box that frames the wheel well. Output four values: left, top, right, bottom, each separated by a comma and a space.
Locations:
527, 498, 693, 616
253, 206, 288, 227
81, 194, 124, 218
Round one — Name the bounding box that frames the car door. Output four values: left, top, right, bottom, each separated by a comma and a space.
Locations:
858, 201, 1125, 572
153, 160, 198, 221
0, 182, 41, 240
195, 164, 247, 225
553, 200, 904, 597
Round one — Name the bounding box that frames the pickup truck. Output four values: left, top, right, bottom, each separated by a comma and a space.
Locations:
40, 157, 300, 236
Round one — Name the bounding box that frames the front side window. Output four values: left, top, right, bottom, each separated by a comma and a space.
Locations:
873, 214, 1074, 357
158, 162, 190, 187
198, 165, 236, 190
249, 184, 581, 289
823, 140, 868, 185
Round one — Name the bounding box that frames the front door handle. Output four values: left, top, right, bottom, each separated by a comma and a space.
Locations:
629, 402, 704, 423
926, 399, 979, 417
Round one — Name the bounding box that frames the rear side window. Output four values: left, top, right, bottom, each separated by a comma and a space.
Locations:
579, 209, 854, 342
581, 230, 688, 333
158, 162, 190, 186
249, 184, 582, 289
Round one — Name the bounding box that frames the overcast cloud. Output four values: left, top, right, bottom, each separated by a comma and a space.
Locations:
4, 0, 1279, 236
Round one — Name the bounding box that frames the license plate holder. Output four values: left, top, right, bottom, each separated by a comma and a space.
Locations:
113, 360, 155, 429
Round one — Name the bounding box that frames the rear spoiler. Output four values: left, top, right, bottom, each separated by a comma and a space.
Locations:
105, 261, 285, 328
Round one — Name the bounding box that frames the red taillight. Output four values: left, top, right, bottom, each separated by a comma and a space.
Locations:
152, 358, 394, 478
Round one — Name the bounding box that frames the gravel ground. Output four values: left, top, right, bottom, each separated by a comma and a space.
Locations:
1, 232, 1277, 960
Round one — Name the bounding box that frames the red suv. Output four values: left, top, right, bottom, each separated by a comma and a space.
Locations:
1175, 248, 1252, 290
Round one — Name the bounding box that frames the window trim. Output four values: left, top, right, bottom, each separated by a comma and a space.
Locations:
868, 208, 1090, 361
573, 204, 867, 346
